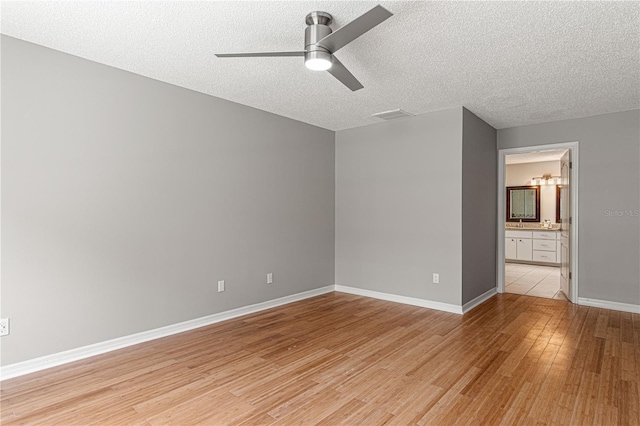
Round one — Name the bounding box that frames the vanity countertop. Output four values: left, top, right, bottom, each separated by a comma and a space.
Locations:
505, 225, 561, 231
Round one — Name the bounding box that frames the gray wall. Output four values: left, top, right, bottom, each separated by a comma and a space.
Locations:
1, 36, 335, 365
462, 108, 497, 304
498, 110, 640, 305
335, 109, 464, 305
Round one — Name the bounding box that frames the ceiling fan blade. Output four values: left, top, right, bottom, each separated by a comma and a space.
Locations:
215, 51, 306, 58
327, 56, 364, 91
315, 5, 393, 53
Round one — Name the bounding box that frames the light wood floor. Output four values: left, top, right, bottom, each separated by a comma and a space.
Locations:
2, 292, 639, 425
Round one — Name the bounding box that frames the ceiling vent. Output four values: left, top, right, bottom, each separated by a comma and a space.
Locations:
372, 109, 415, 121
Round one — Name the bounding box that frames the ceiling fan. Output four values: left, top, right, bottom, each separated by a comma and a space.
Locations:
215, 5, 393, 91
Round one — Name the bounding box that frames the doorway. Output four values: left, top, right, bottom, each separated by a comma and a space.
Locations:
497, 142, 579, 302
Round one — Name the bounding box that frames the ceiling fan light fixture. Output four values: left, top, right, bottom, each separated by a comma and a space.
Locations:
305, 58, 332, 71
215, 5, 393, 90
305, 50, 332, 71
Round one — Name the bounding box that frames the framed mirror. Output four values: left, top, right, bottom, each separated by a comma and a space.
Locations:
556, 185, 561, 223
506, 186, 540, 222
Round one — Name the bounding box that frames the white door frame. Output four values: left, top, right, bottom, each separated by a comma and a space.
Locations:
497, 141, 579, 303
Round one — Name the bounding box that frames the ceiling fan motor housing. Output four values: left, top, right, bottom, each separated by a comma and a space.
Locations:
305, 11, 333, 63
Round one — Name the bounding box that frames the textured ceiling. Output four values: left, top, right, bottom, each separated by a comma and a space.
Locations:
1, 1, 638, 131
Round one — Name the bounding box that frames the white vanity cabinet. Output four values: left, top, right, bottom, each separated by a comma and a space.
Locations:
532, 231, 559, 264
505, 237, 517, 259
506, 229, 560, 264
505, 230, 533, 261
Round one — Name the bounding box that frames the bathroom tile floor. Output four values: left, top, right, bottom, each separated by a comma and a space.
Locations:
505, 262, 568, 300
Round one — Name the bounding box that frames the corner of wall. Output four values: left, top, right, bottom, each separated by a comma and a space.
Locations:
461, 108, 498, 304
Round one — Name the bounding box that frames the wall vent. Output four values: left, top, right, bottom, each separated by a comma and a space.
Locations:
372, 109, 415, 121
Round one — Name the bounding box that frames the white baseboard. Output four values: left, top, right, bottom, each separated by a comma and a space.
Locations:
462, 288, 497, 314
0, 285, 335, 381
335, 285, 463, 314
577, 297, 640, 314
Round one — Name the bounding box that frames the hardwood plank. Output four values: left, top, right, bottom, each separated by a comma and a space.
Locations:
2, 292, 639, 425
314, 397, 366, 425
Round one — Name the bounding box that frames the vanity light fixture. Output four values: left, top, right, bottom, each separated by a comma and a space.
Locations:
530, 174, 561, 185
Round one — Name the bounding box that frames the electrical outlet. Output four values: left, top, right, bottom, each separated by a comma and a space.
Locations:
0, 318, 9, 337
267, 273, 273, 284
432, 273, 439, 284
217, 280, 225, 293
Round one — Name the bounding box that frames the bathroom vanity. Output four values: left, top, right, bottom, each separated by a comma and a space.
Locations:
505, 229, 560, 265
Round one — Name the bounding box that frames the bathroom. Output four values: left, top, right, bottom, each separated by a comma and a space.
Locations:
504, 149, 568, 300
